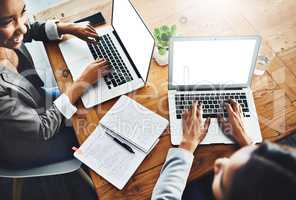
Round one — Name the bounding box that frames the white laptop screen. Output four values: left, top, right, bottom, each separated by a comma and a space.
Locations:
112, 0, 154, 81
171, 38, 259, 87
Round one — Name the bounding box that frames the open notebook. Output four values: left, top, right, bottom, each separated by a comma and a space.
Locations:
74, 95, 168, 189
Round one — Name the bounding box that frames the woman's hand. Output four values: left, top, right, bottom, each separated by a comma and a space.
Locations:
77, 58, 111, 85
218, 99, 253, 146
58, 22, 99, 42
65, 59, 111, 105
179, 102, 211, 153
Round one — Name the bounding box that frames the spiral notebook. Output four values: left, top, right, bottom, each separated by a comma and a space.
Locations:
74, 95, 168, 189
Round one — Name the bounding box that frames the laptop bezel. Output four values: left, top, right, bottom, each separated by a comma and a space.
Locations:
111, 0, 155, 83
168, 36, 262, 90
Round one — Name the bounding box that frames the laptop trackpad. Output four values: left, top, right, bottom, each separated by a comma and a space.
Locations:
59, 38, 94, 81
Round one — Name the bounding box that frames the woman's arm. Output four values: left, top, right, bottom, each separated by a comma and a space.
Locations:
0, 59, 110, 141
151, 148, 194, 200
23, 22, 47, 42
23, 21, 99, 43
151, 103, 211, 200
0, 84, 64, 141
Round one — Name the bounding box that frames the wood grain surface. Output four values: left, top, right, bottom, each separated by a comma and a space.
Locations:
39, 0, 296, 199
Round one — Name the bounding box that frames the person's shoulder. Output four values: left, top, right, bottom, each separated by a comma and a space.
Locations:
0, 67, 8, 94
0, 59, 15, 69
0, 84, 7, 96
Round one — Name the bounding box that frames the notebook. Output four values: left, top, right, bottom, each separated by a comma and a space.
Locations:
74, 95, 169, 189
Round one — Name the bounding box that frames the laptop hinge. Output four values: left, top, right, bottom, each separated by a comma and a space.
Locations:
112, 30, 142, 79
176, 87, 245, 91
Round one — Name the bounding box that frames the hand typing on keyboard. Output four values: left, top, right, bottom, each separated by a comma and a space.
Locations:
179, 102, 211, 153
77, 58, 111, 85
218, 99, 253, 147
175, 92, 250, 119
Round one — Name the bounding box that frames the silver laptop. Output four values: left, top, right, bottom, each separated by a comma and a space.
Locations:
59, 0, 154, 108
168, 36, 263, 145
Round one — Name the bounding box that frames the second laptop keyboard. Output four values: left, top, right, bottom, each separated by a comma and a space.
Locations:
175, 92, 250, 119
87, 34, 133, 89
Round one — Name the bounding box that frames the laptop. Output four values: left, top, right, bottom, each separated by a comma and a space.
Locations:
168, 36, 263, 145
58, 0, 155, 108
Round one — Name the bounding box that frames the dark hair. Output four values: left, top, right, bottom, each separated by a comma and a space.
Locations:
225, 142, 296, 200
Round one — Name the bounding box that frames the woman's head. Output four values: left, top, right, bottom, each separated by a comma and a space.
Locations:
212, 142, 296, 200
0, 0, 28, 49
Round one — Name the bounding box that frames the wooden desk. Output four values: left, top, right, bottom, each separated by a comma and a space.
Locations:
40, 0, 296, 199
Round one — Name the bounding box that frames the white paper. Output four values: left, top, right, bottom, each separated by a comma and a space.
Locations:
100, 95, 168, 153
74, 125, 157, 190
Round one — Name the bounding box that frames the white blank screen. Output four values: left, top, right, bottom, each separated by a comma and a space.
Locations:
113, 0, 154, 80
172, 39, 257, 86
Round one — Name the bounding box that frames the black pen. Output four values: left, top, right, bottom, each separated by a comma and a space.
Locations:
113, 136, 135, 154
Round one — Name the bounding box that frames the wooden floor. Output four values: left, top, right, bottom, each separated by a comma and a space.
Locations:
36, 0, 296, 199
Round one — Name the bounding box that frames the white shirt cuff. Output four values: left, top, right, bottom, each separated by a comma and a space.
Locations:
45, 20, 63, 40
54, 93, 77, 119
167, 148, 194, 162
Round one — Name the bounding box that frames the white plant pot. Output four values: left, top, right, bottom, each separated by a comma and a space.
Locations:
154, 47, 169, 66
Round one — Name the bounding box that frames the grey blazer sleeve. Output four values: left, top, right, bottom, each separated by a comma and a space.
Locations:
151, 148, 194, 200
24, 21, 49, 42
0, 85, 64, 141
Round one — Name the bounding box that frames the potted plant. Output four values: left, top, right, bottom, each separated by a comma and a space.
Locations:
153, 25, 177, 66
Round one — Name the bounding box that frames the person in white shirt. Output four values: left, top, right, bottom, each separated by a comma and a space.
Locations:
0, 0, 110, 169
152, 100, 296, 200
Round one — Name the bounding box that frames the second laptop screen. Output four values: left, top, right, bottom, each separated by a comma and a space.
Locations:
172, 38, 258, 87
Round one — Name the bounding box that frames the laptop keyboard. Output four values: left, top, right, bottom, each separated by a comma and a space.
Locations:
87, 34, 133, 89
175, 92, 250, 119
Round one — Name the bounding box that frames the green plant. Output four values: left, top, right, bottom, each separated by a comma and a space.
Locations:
154, 25, 177, 55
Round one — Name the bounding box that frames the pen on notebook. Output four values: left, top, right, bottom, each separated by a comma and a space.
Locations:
111, 135, 135, 154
